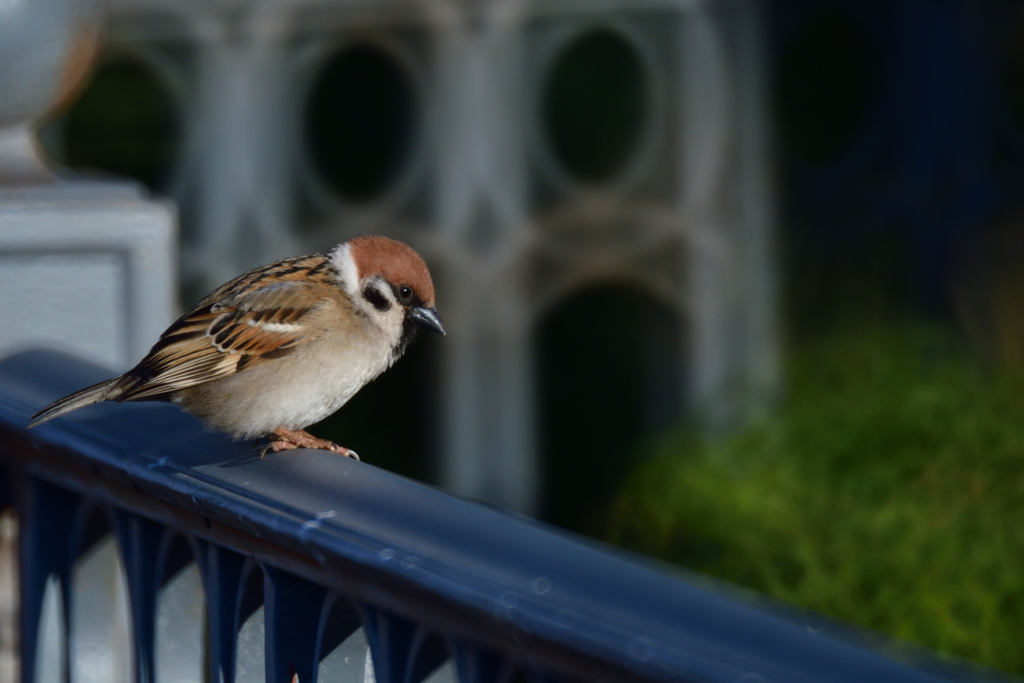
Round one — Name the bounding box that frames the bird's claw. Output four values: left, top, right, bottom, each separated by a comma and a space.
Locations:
260, 440, 297, 459
264, 428, 359, 460
324, 442, 359, 460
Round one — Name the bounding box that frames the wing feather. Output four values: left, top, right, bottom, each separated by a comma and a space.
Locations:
113, 272, 334, 401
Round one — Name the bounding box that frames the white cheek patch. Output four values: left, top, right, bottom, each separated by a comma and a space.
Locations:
329, 243, 360, 298
249, 321, 302, 333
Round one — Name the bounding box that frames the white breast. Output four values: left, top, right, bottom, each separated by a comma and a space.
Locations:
184, 329, 395, 440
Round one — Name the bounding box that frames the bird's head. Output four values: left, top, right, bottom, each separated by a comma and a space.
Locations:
330, 236, 445, 357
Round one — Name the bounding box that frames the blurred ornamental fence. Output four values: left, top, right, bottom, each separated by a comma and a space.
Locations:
0, 350, 1006, 683
43, 0, 780, 516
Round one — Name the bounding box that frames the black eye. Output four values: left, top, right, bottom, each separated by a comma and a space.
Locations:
398, 285, 413, 302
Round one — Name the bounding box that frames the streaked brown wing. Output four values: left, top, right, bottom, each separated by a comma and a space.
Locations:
114, 279, 332, 401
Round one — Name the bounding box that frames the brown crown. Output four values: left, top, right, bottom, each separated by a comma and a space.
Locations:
347, 236, 436, 307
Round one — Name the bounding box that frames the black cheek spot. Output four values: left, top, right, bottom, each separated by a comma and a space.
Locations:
363, 287, 391, 312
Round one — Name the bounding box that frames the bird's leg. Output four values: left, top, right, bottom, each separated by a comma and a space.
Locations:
269, 427, 360, 460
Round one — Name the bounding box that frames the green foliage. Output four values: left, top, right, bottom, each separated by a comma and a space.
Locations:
607, 321, 1024, 673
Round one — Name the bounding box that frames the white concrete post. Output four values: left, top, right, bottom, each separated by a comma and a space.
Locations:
0, 0, 178, 371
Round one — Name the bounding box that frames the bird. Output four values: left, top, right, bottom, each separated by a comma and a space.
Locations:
27, 235, 445, 459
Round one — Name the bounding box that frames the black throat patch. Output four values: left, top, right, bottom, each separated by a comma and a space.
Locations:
392, 316, 420, 361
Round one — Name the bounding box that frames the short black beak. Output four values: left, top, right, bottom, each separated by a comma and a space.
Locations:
409, 307, 446, 335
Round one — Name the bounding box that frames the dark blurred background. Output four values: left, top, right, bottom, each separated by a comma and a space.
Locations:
22, 0, 1024, 674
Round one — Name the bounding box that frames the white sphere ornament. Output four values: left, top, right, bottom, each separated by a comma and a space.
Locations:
0, 0, 106, 184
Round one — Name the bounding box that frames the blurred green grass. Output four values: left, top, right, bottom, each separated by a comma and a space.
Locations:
607, 320, 1024, 673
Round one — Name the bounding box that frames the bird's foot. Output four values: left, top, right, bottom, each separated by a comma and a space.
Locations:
264, 428, 360, 460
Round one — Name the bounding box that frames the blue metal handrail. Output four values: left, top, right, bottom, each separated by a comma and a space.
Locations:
0, 351, 1002, 683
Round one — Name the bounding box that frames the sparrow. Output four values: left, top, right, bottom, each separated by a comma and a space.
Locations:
28, 235, 445, 459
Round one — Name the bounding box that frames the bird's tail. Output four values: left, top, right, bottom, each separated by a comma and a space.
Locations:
28, 378, 120, 428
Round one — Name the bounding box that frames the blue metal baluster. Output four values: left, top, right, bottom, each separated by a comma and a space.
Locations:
19, 478, 78, 683
207, 546, 246, 683
264, 568, 326, 683
314, 593, 369, 683
115, 512, 163, 683
361, 608, 414, 683
453, 643, 501, 683
405, 631, 454, 683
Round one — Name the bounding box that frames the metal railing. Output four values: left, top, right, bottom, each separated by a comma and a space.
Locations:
0, 350, 1001, 683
